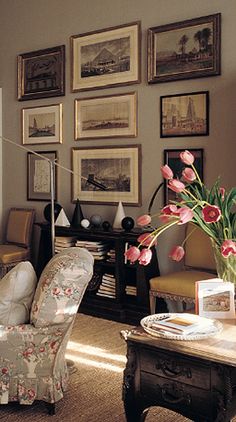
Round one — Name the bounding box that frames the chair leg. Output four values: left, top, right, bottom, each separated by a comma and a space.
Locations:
46, 402, 56, 415
149, 293, 156, 314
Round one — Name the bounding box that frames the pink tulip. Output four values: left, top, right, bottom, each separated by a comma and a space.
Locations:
137, 233, 157, 247
221, 240, 236, 258
182, 167, 196, 183
136, 214, 151, 226
168, 179, 185, 193
169, 246, 185, 262
159, 204, 179, 223
138, 248, 152, 266
177, 207, 194, 225
202, 205, 221, 223
161, 164, 173, 180
180, 150, 195, 165
124, 246, 140, 263
219, 187, 225, 200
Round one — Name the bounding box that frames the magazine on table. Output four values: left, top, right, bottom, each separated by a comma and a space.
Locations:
149, 313, 215, 335
195, 278, 235, 319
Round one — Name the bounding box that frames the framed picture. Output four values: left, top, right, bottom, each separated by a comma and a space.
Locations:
75, 92, 137, 140
160, 91, 209, 137
27, 151, 58, 201
148, 13, 221, 84
71, 21, 141, 92
22, 104, 63, 145
196, 279, 235, 319
71, 145, 141, 205
163, 148, 203, 205
17, 45, 65, 100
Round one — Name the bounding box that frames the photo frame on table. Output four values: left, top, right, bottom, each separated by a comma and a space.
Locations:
71, 145, 141, 205
27, 151, 58, 201
148, 13, 221, 84
17, 45, 65, 100
71, 21, 141, 92
163, 148, 203, 205
160, 91, 209, 138
75, 92, 137, 140
22, 103, 63, 145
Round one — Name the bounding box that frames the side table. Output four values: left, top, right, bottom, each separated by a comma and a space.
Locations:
121, 320, 236, 422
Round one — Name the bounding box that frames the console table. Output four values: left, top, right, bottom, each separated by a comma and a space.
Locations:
121, 320, 236, 421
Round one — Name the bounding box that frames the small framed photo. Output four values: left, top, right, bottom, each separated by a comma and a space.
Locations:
160, 91, 209, 137
22, 104, 63, 145
196, 279, 235, 319
71, 145, 141, 206
27, 151, 58, 201
148, 13, 221, 84
163, 148, 203, 205
71, 21, 141, 92
75, 92, 137, 140
17, 45, 65, 100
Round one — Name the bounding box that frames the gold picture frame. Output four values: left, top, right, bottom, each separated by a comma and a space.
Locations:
71, 21, 141, 92
75, 92, 137, 140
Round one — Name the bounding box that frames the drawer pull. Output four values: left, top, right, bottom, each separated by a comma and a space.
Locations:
156, 359, 192, 379
158, 383, 191, 405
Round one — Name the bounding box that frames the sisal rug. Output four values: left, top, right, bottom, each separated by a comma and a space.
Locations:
0, 313, 235, 422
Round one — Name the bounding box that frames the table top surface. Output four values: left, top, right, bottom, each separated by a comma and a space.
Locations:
121, 319, 236, 367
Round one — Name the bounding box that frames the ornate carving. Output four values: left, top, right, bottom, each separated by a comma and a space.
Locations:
157, 382, 191, 405
156, 358, 192, 379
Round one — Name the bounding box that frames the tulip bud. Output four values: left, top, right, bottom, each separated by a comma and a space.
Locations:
180, 150, 195, 165
161, 164, 173, 180
169, 246, 185, 262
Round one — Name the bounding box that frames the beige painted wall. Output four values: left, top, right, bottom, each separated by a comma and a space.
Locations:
0, 0, 235, 271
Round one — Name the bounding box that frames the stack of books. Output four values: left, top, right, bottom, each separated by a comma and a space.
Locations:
147, 314, 215, 336
125, 285, 137, 296
106, 248, 115, 263
75, 240, 109, 260
55, 236, 77, 253
96, 273, 116, 299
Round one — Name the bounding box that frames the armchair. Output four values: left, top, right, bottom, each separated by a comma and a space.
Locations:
0, 247, 94, 414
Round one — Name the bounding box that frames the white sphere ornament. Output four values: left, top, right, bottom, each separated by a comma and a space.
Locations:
81, 218, 90, 229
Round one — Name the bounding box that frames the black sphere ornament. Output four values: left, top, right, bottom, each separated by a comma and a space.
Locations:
121, 216, 134, 232
90, 214, 102, 228
102, 221, 111, 231
44, 202, 62, 223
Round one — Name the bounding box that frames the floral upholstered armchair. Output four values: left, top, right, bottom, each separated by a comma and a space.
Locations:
0, 247, 94, 414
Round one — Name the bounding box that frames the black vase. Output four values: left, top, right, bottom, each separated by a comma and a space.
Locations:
71, 199, 84, 227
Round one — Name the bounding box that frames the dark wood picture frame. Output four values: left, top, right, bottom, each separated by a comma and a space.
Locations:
148, 13, 221, 84
163, 148, 204, 205
71, 144, 141, 206
27, 151, 58, 201
160, 91, 209, 138
18, 45, 65, 100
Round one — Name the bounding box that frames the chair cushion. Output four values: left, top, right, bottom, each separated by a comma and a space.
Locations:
30, 247, 94, 328
0, 245, 29, 264
150, 271, 215, 299
0, 261, 37, 326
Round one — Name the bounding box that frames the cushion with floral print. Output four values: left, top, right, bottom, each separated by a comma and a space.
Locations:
0, 261, 37, 325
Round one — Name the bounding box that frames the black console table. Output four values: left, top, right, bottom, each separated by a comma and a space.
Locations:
36, 223, 163, 324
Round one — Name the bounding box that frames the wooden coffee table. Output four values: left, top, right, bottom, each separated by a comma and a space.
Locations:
121, 319, 236, 422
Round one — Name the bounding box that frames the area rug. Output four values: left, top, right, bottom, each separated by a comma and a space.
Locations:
0, 313, 235, 421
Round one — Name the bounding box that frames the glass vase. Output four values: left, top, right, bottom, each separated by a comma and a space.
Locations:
211, 240, 236, 285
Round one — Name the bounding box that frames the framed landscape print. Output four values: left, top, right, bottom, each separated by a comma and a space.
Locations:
163, 148, 204, 205
148, 13, 221, 84
71, 145, 141, 205
160, 91, 209, 137
27, 151, 58, 201
75, 92, 137, 140
71, 21, 141, 91
22, 104, 63, 145
18, 45, 65, 100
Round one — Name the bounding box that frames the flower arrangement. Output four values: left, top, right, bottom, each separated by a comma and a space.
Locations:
125, 150, 236, 282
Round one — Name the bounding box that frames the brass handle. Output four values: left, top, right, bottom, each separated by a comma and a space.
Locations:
156, 360, 192, 379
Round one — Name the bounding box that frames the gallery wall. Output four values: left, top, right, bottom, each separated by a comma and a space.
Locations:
0, 0, 235, 272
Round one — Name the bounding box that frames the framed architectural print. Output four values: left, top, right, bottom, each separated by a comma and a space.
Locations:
75, 92, 137, 140
160, 91, 209, 137
27, 151, 58, 201
18, 45, 65, 100
71, 21, 141, 91
22, 103, 63, 145
71, 145, 141, 205
148, 13, 221, 84
163, 148, 204, 205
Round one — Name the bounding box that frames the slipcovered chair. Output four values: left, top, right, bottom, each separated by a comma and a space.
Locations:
0, 247, 94, 414
0, 207, 35, 278
149, 223, 217, 314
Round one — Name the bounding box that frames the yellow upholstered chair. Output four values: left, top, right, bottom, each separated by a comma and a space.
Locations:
149, 223, 217, 314
0, 208, 35, 277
